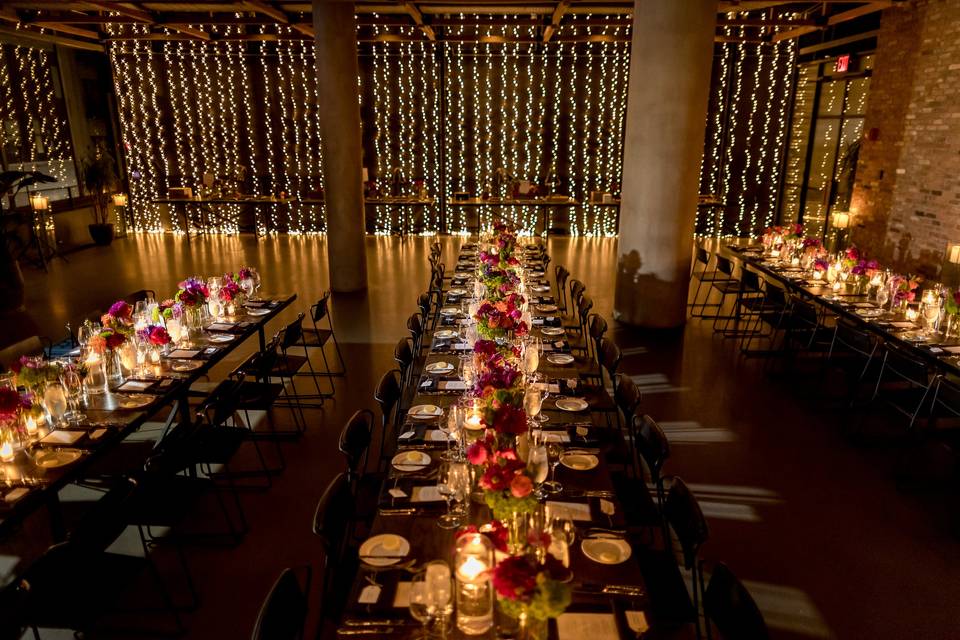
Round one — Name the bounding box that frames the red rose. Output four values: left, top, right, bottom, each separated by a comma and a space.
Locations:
510, 473, 533, 498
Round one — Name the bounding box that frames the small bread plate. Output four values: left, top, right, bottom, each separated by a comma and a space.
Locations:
359, 534, 411, 567
434, 330, 459, 340
447, 289, 467, 297
537, 304, 558, 313
207, 333, 235, 343
540, 326, 565, 336
855, 308, 883, 318
555, 397, 589, 412
391, 450, 432, 472
169, 360, 203, 372
115, 394, 154, 410
408, 404, 443, 420
425, 361, 455, 375
34, 449, 83, 470
245, 307, 271, 316
547, 353, 575, 365
440, 307, 460, 316
581, 534, 632, 565
560, 452, 599, 471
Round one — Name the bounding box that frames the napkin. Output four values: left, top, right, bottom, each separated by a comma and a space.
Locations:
531, 382, 561, 394
40, 430, 84, 446
541, 431, 571, 443
889, 322, 915, 329
116, 380, 152, 392
438, 380, 468, 391
393, 582, 411, 608
545, 501, 592, 521
411, 486, 444, 502
167, 349, 200, 359
426, 430, 455, 442
206, 322, 235, 331
557, 613, 619, 639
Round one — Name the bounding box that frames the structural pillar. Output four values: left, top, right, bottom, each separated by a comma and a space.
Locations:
313, 0, 368, 292
614, 0, 717, 328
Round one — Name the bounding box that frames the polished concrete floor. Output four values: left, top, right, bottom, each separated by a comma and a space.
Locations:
9, 234, 960, 639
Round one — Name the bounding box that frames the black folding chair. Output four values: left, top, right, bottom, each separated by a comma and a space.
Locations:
312, 472, 357, 625
663, 476, 710, 640
703, 562, 769, 640
298, 291, 346, 386
374, 369, 404, 470
250, 566, 312, 640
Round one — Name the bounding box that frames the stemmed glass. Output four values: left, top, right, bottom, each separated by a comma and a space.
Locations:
527, 442, 549, 499
43, 381, 69, 429
409, 562, 453, 639
523, 337, 540, 377
440, 405, 463, 461
542, 442, 563, 494
524, 385, 542, 427
408, 569, 432, 639
61, 367, 87, 425
547, 511, 576, 568
251, 269, 262, 300
436, 460, 468, 529
77, 321, 99, 351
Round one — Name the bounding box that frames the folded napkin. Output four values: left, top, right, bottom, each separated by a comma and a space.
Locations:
40, 430, 84, 446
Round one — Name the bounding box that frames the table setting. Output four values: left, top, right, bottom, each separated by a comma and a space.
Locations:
338, 225, 649, 639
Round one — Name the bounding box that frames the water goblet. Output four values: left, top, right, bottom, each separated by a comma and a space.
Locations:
61, 368, 87, 425
408, 570, 433, 639
436, 461, 465, 529
43, 381, 69, 429
542, 442, 563, 494
527, 443, 549, 499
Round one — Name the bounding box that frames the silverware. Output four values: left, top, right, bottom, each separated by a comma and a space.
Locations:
378, 507, 424, 516
343, 619, 416, 628
337, 628, 397, 636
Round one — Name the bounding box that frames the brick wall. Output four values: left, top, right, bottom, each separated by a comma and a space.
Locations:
851, 0, 960, 274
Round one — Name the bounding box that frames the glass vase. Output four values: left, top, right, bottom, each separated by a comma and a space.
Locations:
507, 510, 528, 555
104, 349, 124, 387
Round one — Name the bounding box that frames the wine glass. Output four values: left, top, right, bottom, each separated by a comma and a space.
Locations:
251, 269, 262, 300
43, 381, 69, 429
537, 381, 551, 425
547, 511, 576, 568
440, 406, 462, 461
436, 461, 465, 529
542, 442, 563, 494
876, 283, 890, 311
523, 338, 540, 377
77, 321, 99, 350
61, 368, 87, 425
524, 385, 542, 424
425, 561, 453, 637
408, 569, 432, 639
527, 443, 549, 499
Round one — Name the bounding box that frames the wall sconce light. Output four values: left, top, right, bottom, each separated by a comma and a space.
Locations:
947, 243, 960, 265
831, 211, 850, 229
29, 193, 49, 211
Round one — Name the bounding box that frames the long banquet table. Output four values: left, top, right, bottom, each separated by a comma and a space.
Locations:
726, 243, 960, 373
0, 293, 296, 540
335, 244, 653, 639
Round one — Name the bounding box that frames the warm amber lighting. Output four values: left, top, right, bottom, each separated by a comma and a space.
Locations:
29, 193, 48, 211
112, 193, 129, 206
831, 211, 850, 229
947, 243, 960, 265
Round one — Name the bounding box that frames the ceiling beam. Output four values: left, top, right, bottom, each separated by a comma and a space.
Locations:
400, 2, 436, 41
772, 0, 891, 42
242, 0, 288, 23
543, 0, 570, 42
80, 1, 154, 22
0, 24, 104, 51
29, 21, 102, 38
717, 16, 818, 27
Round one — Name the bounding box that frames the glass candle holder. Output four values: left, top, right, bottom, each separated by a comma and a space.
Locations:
455, 533, 494, 635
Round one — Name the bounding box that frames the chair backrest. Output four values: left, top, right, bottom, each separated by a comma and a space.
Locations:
198, 378, 245, 427
68, 478, 138, 553
417, 292, 431, 319
635, 414, 670, 483
374, 369, 403, 429
570, 280, 586, 306
241, 335, 281, 380
790, 297, 819, 328
394, 337, 414, 378
882, 342, 931, 388
763, 282, 787, 309
716, 256, 735, 277
598, 337, 622, 381
833, 319, 876, 358
741, 269, 761, 292
250, 567, 312, 640
587, 313, 607, 355
614, 374, 641, 424
312, 472, 354, 555
696, 247, 710, 267
931, 375, 960, 420
310, 291, 332, 324
407, 313, 423, 349
577, 295, 594, 327
703, 562, 769, 640
663, 476, 709, 570
279, 313, 306, 351
339, 409, 374, 479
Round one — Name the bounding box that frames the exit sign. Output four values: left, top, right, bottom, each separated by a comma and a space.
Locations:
835, 54, 851, 73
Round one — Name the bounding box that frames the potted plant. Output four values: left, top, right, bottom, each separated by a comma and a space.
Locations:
81, 150, 118, 246
0, 170, 56, 312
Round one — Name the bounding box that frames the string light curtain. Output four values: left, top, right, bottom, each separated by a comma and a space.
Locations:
0, 42, 72, 183
362, 18, 630, 237
107, 24, 327, 233
697, 17, 798, 238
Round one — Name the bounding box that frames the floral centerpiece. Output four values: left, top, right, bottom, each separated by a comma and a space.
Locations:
491, 555, 572, 639
475, 293, 529, 341
137, 325, 171, 347
175, 277, 209, 309
218, 273, 244, 304
479, 265, 522, 302
10, 356, 62, 392
468, 432, 538, 521
891, 275, 919, 304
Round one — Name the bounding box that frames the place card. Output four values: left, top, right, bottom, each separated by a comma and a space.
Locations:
207, 322, 235, 332
40, 430, 84, 446
411, 486, 444, 502
167, 349, 200, 359
89, 428, 108, 440
398, 431, 416, 440
358, 584, 382, 605
451, 343, 472, 351
626, 611, 649, 634
545, 501, 592, 521
388, 488, 408, 499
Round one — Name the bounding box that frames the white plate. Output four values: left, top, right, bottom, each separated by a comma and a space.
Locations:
207, 333, 234, 343
440, 307, 460, 316
246, 308, 271, 316
547, 353, 575, 365
435, 330, 459, 340
115, 395, 154, 409
447, 289, 467, 296
391, 450, 432, 471
533, 286, 551, 293
34, 449, 83, 469
408, 404, 442, 419
538, 304, 558, 313
425, 362, 455, 374
856, 308, 883, 318
581, 534, 631, 565
556, 397, 589, 412
560, 452, 599, 471
541, 327, 565, 336
901, 332, 930, 342
359, 534, 411, 567
170, 360, 203, 372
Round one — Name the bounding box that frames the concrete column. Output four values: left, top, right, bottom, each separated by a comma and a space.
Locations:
313, 0, 368, 292
614, 0, 717, 328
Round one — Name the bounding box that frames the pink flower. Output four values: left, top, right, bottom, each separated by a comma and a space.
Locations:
510, 473, 533, 498
467, 441, 489, 465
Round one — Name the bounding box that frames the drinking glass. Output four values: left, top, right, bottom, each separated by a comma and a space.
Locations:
77, 321, 99, 350
547, 511, 576, 568
523, 338, 540, 376
523, 386, 542, 423
61, 368, 87, 424
436, 461, 465, 529
537, 382, 551, 425
527, 443, 549, 499
876, 283, 890, 310
425, 561, 454, 637
440, 406, 462, 461
408, 570, 432, 639
542, 442, 563, 494
43, 381, 69, 428
251, 269, 262, 300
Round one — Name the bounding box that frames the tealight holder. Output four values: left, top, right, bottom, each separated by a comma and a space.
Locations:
455, 533, 494, 636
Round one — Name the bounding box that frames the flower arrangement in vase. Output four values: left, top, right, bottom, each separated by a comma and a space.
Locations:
475, 294, 529, 341
491, 555, 571, 640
